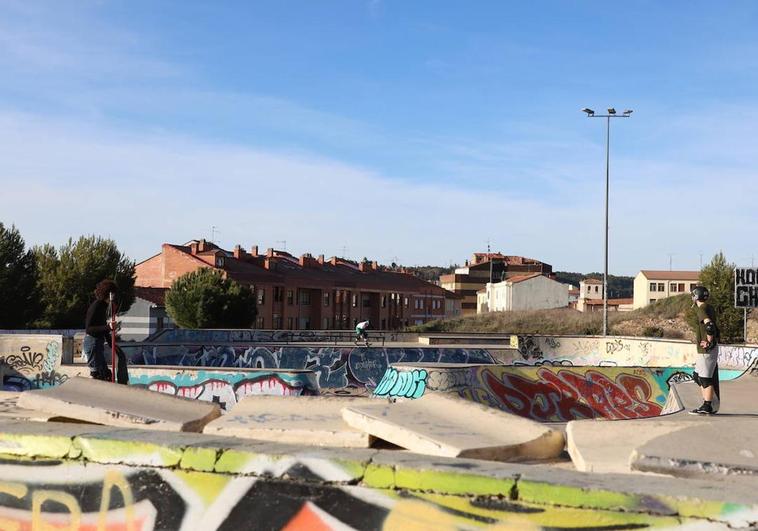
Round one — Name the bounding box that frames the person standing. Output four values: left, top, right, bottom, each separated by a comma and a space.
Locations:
83, 279, 128, 383
689, 286, 720, 415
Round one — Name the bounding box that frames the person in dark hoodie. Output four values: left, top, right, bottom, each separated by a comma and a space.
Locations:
83, 279, 128, 383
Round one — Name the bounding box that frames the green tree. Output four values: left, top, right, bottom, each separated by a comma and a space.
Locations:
0, 223, 42, 328
35, 236, 135, 328
165, 268, 257, 328
686, 252, 743, 341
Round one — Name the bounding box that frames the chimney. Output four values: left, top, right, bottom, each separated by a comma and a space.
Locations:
266, 248, 274, 258
371, 261, 378, 271
317, 254, 324, 265
198, 239, 207, 252
359, 261, 367, 272
233, 245, 245, 259
190, 242, 199, 255
299, 253, 317, 268
330, 256, 338, 266
250, 245, 259, 257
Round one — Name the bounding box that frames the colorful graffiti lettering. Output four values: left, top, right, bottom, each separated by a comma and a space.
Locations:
129, 371, 318, 410
374, 367, 428, 398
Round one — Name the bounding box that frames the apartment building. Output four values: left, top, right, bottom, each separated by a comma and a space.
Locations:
134, 239, 459, 330
440, 252, 552, 315
633, 270, 700, 309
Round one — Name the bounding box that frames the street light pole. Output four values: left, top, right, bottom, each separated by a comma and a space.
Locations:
582, 107, 632, 336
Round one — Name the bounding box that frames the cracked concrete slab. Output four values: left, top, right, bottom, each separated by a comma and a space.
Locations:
341, 394, 565, 461
17, 376, 221, 431
204, 396, 375, 447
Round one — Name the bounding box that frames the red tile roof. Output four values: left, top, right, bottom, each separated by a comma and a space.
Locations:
584, 298, 633, 306
640, 270, 700, 281
583, 278, 603, 285
506, 273, 543, 284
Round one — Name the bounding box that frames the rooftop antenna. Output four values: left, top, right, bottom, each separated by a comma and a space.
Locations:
667, 253, 674, 271
211, 226, 220, 244
340, 245, 349, 259
275, 240, 287, 252
699, 251, 703, 269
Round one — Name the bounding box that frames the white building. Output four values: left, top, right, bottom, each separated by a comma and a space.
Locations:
633, 270, 700, 309
477, 273, 569, 313
576, 278, 633, 313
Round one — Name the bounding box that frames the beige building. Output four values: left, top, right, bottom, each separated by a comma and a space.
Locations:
576, 278, 633, 313
476, 273, 569, 313
633, 270, 700, 309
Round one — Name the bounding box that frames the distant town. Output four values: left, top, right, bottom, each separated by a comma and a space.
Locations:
123, 238, 700, 341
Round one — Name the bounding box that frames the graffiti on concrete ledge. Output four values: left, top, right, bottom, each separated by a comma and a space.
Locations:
374, 367, 428, 398
121, 344, 495, 393
129, 370, 318, 410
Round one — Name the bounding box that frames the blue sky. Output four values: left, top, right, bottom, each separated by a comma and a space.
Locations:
1, 1, 757, 275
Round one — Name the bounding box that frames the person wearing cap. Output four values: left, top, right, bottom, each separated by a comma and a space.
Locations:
688, 285, 720, 415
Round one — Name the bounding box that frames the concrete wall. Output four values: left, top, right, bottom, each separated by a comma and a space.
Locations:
145, 328, 418, 343
375, 364, 712, 421
0, 334, 66, 391
121, 344, 496, 393
508, 334, 758, 371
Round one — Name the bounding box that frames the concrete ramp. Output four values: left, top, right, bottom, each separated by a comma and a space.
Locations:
204, 396, 375, 447
375, 363, 684, 421
17, 377, 221, 432
0, 391, 56, 422
341, 394, 565, 461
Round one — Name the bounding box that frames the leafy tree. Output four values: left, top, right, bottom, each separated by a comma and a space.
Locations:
35, 236, 135, 328
686, 252, 743, 341
165, 268, 257, 328
0, 223, 42, 328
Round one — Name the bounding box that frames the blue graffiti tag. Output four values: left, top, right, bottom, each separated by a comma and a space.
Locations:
373, 367, 428, 399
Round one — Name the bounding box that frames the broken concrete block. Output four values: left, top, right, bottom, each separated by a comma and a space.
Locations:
0, 391, 57, 422
567, 419, 694, 474
341, 394, 565, 461
204, 396, 375, 447
17, 376, 221, 432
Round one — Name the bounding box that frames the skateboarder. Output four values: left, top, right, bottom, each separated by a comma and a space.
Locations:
83, 279, 128, 384
688, 285, 720, 415
355, 320, 370, 346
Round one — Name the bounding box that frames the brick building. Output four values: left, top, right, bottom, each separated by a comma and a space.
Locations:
135, 239, 461, 330
439, 252, 553, 315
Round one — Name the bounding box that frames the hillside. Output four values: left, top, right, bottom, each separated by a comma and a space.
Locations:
410, 294, 758, 342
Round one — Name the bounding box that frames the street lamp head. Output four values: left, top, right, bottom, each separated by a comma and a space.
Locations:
623, 109, 633, 116
581, 108, 594, 116
607, 108, 616, 115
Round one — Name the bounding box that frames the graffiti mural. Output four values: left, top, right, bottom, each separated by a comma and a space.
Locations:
0, 457, 733, 530
121, 344, 496, 394
509, 335, 758, 371
0, 334, 65, 391
128, 369, 319, 410
372, 364, 740, 421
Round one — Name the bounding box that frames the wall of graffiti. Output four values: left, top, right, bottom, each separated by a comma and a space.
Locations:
121, 344, 496, 394
0, 457, 724, 530
508, 335, 758, 370
127, 368, 320, 410
0, 334, 68, 392
372, 364, 746, 421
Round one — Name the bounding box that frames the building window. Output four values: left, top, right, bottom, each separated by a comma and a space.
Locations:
362, 296, 371, 308
274, 287, 284, 302
594, 286, 599, 293
381, 318, 386, 329
678, 283, 685, 292
650, 283, 657, 292
256, 316, 264, 328
381, 295, 387, 308
352, 294, 358, 307
299, 290, 311, 305
323, 292, 330, 306
273, 314, 282, 329
404, 297, 409, 307
286, 290, 294, 305
257, 288, 265, 305
690, 283, 697, 291
670, 283, 677, 293
287, 317, 294, 330
658, 283, 665, 291
323, 317, 329, 329
216, 256, 225, 268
